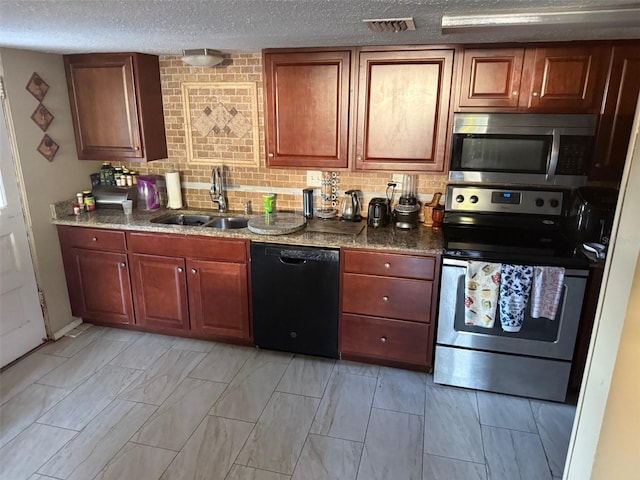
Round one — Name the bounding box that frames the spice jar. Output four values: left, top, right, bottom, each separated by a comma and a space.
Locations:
83, 190, 95, 212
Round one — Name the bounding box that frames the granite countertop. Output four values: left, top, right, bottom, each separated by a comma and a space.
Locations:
52, 200, 444, 255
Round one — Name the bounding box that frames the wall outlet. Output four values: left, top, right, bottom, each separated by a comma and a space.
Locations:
392, 173, 404, 186
307, 170, 323, 187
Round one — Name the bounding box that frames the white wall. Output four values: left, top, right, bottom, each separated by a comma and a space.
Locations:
566, 98, 640, 479
0, 48, 101, 335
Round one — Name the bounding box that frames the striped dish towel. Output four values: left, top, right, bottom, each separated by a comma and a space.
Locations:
531, 266, 565, 320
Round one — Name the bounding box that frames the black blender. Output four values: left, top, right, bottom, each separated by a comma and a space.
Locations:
394, 174, 420, 229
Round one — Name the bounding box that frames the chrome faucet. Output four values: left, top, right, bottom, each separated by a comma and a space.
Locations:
210, 166, 227, 212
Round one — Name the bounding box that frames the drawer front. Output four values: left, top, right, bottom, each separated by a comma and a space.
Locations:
340, 313, 431, 366
128, 232, 247, 262
58, 225, 126, 252
343, 249, 435, 280
342, 273, 432, 322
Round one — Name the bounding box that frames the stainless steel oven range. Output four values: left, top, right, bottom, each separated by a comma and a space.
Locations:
434, 184, 589, 402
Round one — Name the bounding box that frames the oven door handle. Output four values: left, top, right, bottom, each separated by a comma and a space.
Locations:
443, 258, 469, 268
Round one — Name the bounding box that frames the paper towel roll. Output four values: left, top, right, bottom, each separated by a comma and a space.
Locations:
165, 171, 183, 209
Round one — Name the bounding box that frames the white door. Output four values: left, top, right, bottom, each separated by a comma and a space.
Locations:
0, 102, 46, 367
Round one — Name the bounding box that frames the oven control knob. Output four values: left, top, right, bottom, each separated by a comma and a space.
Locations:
469, 195, 478, 204
535, 198, 544, 207
550, 199, 560, 208
455, 194, 465, 203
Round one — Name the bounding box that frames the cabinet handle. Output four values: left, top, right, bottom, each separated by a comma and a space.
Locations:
384, 262, 391, 269
382, 296, 389, 302
92, 237, 97, 242
380, 336, 387, 343
133, 146, 140, 151
119, 262, 126, 268
177, 267, 183, 273
512, 91, 518, 96
191, 268, 197, 274
356, 155, 363, 161
268, 152, 274, 158
532, 92, 539, 97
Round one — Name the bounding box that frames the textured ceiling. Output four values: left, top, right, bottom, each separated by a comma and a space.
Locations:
0, 0, 638, 55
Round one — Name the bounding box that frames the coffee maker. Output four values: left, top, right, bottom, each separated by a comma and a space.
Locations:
394, 174, 420, 229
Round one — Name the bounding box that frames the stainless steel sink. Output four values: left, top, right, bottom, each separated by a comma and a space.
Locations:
150, 214, 248, 229
151, 214, 214, 226
205, 217, 249, 229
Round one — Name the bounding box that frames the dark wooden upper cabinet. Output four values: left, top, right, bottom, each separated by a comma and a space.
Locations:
263, 50, 351, 169
64, 52, 167, 162
527, 45, 609, 112
591, 43, 640, 182
354, 49, 453, 172
458, 48, 525, 108
457, 45, 609, 113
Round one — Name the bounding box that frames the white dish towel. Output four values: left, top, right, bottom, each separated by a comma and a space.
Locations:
499, 264, 534, 333
464, 261, 501, 328
531, 266, 565, 320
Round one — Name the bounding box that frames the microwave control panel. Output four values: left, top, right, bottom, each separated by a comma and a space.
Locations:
446, 186, 564, 216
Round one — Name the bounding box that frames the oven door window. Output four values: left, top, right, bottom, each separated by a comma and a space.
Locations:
453, 273, 562, 342
451, 134, 552, 173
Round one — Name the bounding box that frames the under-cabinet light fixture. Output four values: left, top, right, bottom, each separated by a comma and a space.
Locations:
441, 6, 640, 33
181, 49, 224, 67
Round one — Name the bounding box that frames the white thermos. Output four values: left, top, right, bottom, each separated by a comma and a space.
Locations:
165, 166, 183, 209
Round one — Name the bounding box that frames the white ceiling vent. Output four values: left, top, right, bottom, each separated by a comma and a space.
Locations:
363, 18, 416, 33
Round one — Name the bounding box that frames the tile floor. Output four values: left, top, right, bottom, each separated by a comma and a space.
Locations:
0, 325, 576, 480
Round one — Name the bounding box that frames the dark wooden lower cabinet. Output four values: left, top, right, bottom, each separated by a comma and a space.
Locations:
187, 259, 250, 339
130, 253, 189, 331
339, 248, 440, 370
57, 225, 134, 326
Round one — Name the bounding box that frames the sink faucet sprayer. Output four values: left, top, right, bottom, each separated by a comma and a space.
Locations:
210, 166, 227, 212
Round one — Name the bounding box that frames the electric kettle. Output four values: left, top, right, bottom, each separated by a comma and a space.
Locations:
340, 190, 362, 222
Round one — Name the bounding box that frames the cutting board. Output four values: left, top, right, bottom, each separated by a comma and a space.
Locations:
304, 218, 366, 235
247, 213, 306, 235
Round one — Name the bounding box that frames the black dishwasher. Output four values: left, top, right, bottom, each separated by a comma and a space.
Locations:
251, 243, 339, 359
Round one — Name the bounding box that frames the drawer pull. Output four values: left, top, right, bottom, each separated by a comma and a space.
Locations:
92, 237, 97, 242
119, 262, 126, 268
191, 268, 197, 274
177, 267, 183, 273
532, 91, 539, 97
384, 262, 391, 269
382, 296, 389, 302
380, 336, 387, 343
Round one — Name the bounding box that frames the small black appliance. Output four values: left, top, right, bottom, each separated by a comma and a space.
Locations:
569, 186, 618, 244
367, 198, 390, 228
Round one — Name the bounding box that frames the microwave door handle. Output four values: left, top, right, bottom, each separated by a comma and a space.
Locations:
547, 128, 561, 182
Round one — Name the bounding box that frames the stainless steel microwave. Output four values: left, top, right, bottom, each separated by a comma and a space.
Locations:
448, 113, 597, 187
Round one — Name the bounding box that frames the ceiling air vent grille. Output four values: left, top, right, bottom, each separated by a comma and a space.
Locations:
363, 17, 416, 33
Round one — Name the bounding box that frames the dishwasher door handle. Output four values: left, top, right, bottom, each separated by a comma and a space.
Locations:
279, 256, 307, 266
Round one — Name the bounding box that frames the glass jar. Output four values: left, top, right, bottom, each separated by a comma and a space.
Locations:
99, 162, 113, 185
114, 167, 123, 186
82, 190, 95, 212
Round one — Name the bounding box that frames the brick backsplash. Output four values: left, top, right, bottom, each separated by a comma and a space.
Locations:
118, 52, 448, 214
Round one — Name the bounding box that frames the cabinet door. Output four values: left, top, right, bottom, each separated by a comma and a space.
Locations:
187, 259, 250, 339
458, 48, 525, 108
64, 53, 167, 161
263, 50, 351, 169
355, 49, 453, 172
525, 46, 608, 112
68, 248, 134, 325
590, 44, 640, 182
130, 254, 189, 331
